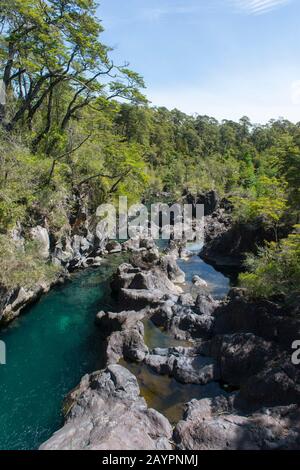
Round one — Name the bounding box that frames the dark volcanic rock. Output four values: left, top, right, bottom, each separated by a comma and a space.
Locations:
111, 262, 181, 310
183, 190, 220, 216
241, 359, 300, 406
159, 255, 185, 284
174, 396, 300, 450
209, 333, 279, 387
40, 365, 173, 450
194, 291, 219, 316
201, 216, 280, 268
145, 346, 219, 385
96, 309, 149, 364
213, 294, 300, 348
151, 302, 214, 341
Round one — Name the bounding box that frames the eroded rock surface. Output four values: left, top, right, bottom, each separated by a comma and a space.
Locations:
40, 365, 173, 450
174, 396, 300, 450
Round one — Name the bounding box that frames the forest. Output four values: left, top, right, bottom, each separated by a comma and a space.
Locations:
1, 0, 300, 300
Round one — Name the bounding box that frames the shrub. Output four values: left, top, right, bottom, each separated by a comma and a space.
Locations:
239, 226, 300, 299
0, 236, 62, 290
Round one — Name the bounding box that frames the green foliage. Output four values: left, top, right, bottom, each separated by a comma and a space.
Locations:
0, 236, 62, 289
231, 176, 288, 241
0, 2, 299, 302
240, 226, 300, 299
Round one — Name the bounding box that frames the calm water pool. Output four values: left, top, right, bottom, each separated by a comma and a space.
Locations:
0, 245, 231, 449
0, 255, 126, 450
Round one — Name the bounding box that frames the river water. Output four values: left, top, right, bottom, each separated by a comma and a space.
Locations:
0, 245, 231, 449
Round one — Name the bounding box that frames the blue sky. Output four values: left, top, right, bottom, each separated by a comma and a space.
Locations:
97, 0, 300, 123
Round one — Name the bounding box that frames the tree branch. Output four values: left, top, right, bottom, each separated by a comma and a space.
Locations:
77, 168, 132, 188
46, 134, 92, 184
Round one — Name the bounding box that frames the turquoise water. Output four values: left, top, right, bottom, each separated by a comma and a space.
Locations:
0, 255, 125, 450
0, 247, 231, 450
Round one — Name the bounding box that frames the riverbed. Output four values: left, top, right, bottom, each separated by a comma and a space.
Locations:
0, 245, 231, 449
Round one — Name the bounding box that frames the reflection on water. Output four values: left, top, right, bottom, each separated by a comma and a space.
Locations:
143, 319, 192, 349
0, 235, 234, 449
178, 241, 231, 299
120, 240, 231, 424
121, 360, 226, 424
0, 254, 128, 450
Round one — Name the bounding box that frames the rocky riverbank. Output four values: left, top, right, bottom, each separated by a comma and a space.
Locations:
0, 189, 243, 325
41, 235, 300, 450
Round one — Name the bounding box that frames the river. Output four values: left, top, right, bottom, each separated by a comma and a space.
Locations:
0, 244, 231, 450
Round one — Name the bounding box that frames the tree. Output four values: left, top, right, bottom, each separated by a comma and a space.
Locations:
0, 0, 145, 150
240, 226, 300, 299
232, 175, 288, 242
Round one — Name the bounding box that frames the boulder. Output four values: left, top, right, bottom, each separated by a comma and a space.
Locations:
192, 275, 208, 288
145, 346, 218, 385
111, 263, 182, 309
174, 397, 300, 450
96, 309, 149, 364
122, 238, 141, 252
178, 293, 195, 307
160, 255, 185, 284
194, 292, 218, 315
105, 240, 122, 253
241, 359, 300, 406
151, 302, 214, 341
40, 365, 173, 450
209, 333, 278, 387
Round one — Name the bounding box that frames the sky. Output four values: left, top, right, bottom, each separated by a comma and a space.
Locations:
97, 0, 300, 124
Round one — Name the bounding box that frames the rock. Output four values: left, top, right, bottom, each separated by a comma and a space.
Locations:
106, 240, 122, 253
160, 255, 185, 284
241, 359, 300, 406
119, 288, 167, 309
122, 238, 141, 252
192, 275, 208, 288
209, 333, 278, 387
10, 222, 24, 247
0, 274, 67, 325
194, 292, 218, 315
53, 235, 74, 267
140, 238, 156, 250
213, 296, 300, 348
183, 190, 219, 217
179, 249, 193, 260
96, 309, 149, 364
111, 263, 141, 292
30, 226, 50, 259
92, 256, 102, 266
197, 190, 219, 216
95, 219, 109, 252
151, 302, 214, 341
145, 346, 218, 385
40, 365, 173, 450
178, 293, 195, 306
130, 247, 160, 269
173, 355, 219, 385
174, 397, 300, 450
111, 262, 182, 310
201, 215, 288, 269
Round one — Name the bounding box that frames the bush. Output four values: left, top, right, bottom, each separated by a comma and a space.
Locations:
239, 226, 300, 299
0, 236, 62, 290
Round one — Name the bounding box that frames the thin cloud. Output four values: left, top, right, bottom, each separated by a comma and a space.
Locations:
231, 0, 291, 15
140, 5, 200, 21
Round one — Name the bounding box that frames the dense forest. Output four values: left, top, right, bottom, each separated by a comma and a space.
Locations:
1, 1, 299, 300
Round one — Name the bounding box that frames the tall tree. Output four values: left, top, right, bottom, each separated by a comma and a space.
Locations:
0, 0, 145, 147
